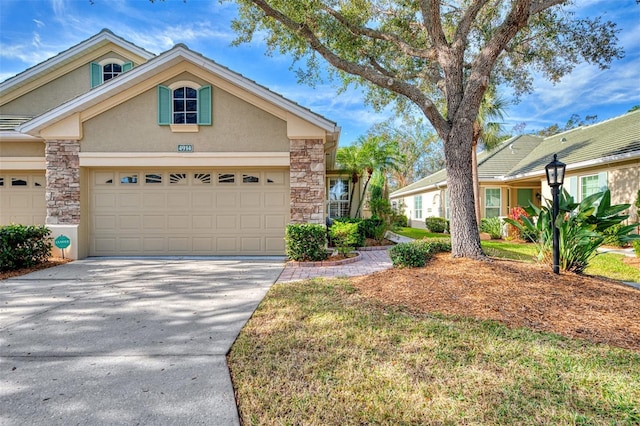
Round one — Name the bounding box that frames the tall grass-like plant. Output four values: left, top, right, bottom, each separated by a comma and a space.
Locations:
505, 189, 640, 273
480, 217, 503, 239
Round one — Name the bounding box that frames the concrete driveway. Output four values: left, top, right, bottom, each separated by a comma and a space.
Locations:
0, 258, 284, 425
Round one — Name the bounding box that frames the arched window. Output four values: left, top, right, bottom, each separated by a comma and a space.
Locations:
90, 59, 133, 87
157, 82, 212, 127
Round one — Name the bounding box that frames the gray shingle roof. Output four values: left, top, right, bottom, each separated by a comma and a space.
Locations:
390, 110, 640, 196
506, 110, 640, 178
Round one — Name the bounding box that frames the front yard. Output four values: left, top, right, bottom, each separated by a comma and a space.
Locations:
228, 229, 640, 425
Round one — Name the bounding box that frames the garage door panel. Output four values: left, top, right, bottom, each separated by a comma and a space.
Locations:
143, 193, 165, 208
216, 237, 237, 252
143, 215, 165, 230
119, 215, 141, 229
119, 193, 141, 208
119, 238, 142, 252
240, 192, 261, 208
216, 192, 237, 209
240, 215, 261, 229
192, 215, 213, 229
167, 193, 189, 208
216, 215, 236, 230
167, 215, 189, 229
266, 237, 285, 252
95, 215, 116, 230
143, 237, 165, 252
241, 237, 262, 252
89, 169, 289, 256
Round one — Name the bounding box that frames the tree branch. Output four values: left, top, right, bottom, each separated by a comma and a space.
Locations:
320, 5, 437, 60
247, 0, 450, 135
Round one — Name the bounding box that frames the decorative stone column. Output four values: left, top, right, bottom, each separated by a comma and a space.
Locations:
290, 139, 325, 223
45, 139, 81, 259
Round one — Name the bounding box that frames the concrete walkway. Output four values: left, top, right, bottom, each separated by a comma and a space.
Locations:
0, 258, 283, 426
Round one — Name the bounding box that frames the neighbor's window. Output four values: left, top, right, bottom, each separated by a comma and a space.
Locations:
580, 172, 608, 200
327, 178, 349, 218
414, 195, 422, 219
485, 188, 501, 218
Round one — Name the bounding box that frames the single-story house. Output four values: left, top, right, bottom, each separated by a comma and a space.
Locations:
1, 29, 361, 259
390, 110, 640, 228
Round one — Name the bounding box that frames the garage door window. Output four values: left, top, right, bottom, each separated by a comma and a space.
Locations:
121, 174, 138, 184
243, 174, 259, 183
194, 173, 211, 184
12, 178, 27, 186
218, 173, 235, 184
170, 173, 187, 184
0, 177, 4, 186
145, 174, 163, 184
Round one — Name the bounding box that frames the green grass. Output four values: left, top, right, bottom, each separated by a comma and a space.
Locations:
394, 227, 449, 239
229, 279, 640, 425
586, 253, 640, 283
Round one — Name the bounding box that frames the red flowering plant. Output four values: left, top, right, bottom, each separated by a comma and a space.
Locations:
507, 206, 534, 241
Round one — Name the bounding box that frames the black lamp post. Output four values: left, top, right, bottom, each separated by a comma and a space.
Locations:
545, 154, 566, 274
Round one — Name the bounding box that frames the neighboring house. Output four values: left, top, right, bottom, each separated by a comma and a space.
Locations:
0, 29, 352, 259
391, 110, 640, 229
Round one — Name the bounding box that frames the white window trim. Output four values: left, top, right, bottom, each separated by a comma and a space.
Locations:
484, 187, 502, 218
169, 81, 201, 131
327, 177, 350, 218
414, 195, 423, 219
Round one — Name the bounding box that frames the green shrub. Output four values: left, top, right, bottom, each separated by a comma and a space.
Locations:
505, 189, 640, 274
333, 217, 366, 247
285, 224, 328, 262
634, 240, 640, 257
0, 224, 52, 272
361, 217, 383, 239
602, 224, 628, 247
424, 217, 448, 233
480, 217, 503, 239
389, 239, 451, 268
390, 213, 408, 228
329, 221, 360, 256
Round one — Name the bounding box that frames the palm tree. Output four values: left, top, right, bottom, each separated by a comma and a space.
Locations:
472, 90, 508, 225
335, 144, 364, 216
354, 136, 403, 217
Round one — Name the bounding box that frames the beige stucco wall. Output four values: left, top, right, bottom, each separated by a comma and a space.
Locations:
0, 141, 44, 157
1, 66, 90, 117
80, 73, 289, 153
610, 163, 640, 206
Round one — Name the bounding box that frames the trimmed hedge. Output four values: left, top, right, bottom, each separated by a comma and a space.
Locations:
333, 217, 366, 247
329, 221, 360, 256
389, 239, 452, 268
285, 223, 328, 261
0, 224, 52, 272
424, 217, 449, 233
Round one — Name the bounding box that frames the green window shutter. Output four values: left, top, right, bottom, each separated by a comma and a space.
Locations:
122, 62, 133, 72
197, 85, 212, 125
157, 85, 172, 125
90, 62, 102, 88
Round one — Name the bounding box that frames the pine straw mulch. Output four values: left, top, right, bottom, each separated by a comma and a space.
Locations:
351, 253, 640, 353
0, 258, 72, 281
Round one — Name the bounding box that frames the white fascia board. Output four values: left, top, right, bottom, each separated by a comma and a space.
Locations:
0, 30, 155, 93
390, 181, 447, 198
0, 131, 42, 141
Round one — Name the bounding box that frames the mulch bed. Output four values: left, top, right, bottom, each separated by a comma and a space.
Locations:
0, 258, 72, 281
351, 253, 640, 352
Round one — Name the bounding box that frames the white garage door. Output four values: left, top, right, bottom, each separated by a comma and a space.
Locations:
89, 169, 289, 256
0, 173, 46, 225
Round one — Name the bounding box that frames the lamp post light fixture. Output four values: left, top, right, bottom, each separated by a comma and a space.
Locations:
545, 154, 567, 274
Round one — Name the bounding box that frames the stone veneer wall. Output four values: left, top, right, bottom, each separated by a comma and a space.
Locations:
45, 140, 80, 225
290, 139, 325, 223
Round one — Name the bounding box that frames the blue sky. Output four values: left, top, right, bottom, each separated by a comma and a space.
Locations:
1, 0, 638, 144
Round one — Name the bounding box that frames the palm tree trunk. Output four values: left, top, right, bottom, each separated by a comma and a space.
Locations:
355, 171, 373, 218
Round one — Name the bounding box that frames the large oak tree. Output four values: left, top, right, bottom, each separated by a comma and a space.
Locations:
229, 0, 624, 258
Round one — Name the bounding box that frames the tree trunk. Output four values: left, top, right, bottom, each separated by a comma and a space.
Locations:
445, 122, 485, 259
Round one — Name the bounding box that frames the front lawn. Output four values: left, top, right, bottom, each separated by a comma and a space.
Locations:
229, 275, 640, 425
